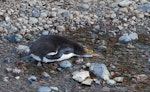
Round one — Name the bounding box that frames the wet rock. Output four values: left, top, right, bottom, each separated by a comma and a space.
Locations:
56, 25, 65, 32
29, 17, 38, 24
7, 34, 23, 43
89, 63, 110, 80
81, 78, 93, 85
118, 0, 133, 7
72, 70, 90, 82
32, 8, 40, 18
114, 77, 124, 82
37, 86, 51, 92
17, 45, 30, 54
59, 60, 72, 69
28, 75, 37, 84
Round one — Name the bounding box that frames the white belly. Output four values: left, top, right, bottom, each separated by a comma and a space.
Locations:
43, 53, 75, 63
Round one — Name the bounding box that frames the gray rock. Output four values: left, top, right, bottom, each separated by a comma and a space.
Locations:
137, 3, 150, 11
7, 34, 23, 43
37, 86, 51, 92
28, 75, 37, 84
29, 17, 38, 24
89, 63, 110, 80
118, 0, 133, 7
40, 12, 47, 18
79, 4, 90, 9
5, 16, 10, 23
106, 79, 116, 86
32, 8, 40, 18
59, 60, 72, 69
128, 32, 138, 40
118, 33, 131, 43
148, 58, 150, 64
17, 45, 30, 53
42, 30, 49, 35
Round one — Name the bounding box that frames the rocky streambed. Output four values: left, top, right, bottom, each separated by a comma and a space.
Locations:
0, 0, 150, 92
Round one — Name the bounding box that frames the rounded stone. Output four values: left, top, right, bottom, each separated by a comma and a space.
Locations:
37, 86, 51, 92
59, 60, 72, 69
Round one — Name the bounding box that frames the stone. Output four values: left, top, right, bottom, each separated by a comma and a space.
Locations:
37, 86, 51, 92
41, 72, 51, 78
102, 87, 110, 92
148, 58, 150, 64
137, 3, 150, 11
79, 4, 90, 9
50, 86, 59, 91
56, 25, 65, 32
5, 16, 10, 22
118, 0, 133, 7
59, 60, 72, 69
17, 45, 30, 53
106, 79, 116, 86
114, 77, 124, 82
133, 74, 148, 83
40, 12, 47, 18
28, 75, 37, 84
7, 34, 23, 43
32, 8, 40, 18
89, 63, 110, 80
72, 70, 90, 82
42, 30, 49, 35
29, 17, 38, 24
118, 33, 131, 43
128, 32, 138, 40
12, 68, 21, 74
81, 78, 93, 85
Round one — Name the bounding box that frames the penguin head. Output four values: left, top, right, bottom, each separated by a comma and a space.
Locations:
73, 43, 94, 57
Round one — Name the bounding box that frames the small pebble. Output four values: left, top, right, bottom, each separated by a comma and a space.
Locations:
106, 79, 116, 86
28, 75, 37, 84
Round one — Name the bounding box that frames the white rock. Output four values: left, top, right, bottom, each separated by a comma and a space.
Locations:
89, 63, 110, 80
17, 45, 30, 53
41, 72, 51, 78
5, 16, 11, 22
37, 86, 51, 92
50, 86, 59, 91
106, 79, 116, 86
118, 33, 131, 42
12, 68, 21, 74
72, 70, 90, 82
128, 32, 138, 40
118, 0, 133, 7
117, 25, 124, 30
56, 25, 65, 32
133, 74, 148, 82
40, 12, 47, 18
29, 17, 38, 24
81, 78, 93, 85
114, 77, 124, 82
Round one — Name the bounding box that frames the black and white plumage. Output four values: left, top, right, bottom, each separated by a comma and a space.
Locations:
30, 35, 94, 63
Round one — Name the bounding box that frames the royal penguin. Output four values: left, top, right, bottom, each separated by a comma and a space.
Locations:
30, 35, 99, 63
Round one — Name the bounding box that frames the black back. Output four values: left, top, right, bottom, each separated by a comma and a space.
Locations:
30, 35, 86, 58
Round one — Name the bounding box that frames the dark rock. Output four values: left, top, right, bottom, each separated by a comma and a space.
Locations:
32, 8, 40, 18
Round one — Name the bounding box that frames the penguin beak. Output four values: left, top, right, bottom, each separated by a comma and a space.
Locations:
83, 47, 99, 57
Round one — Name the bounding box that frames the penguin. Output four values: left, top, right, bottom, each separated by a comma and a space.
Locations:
30, 35, 99, 63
